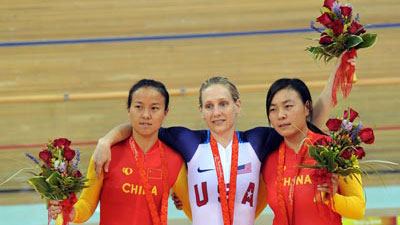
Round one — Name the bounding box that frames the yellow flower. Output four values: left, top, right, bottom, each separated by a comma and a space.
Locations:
322, 7, 332, 14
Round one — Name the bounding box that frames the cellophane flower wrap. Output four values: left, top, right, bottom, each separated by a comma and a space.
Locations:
307, 0, 377, 105
299, 108, 374, 181
25, 138, 88, 225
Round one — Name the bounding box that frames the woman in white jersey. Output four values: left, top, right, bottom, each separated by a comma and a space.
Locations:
92, 61, 349, 225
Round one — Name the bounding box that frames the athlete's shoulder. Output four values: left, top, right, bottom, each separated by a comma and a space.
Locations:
239, 127, 275, 140
159, 127, 208, 162
160, 126, 207, 141
311, 131, 328, 140
239, 126, 282, 145
239, 127, 283, 161
110, 138, 130, 152
161, 141, 184, 164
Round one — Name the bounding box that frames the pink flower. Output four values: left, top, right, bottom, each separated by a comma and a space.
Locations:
74, 170, 82, 178
326, 118, 342, 131
344, 108, 359, 122
323, 0, 336, 9
63, 149, 76, 161
330, 20, 344, 35
319, 34, 333, 45
359, 128, 375, 144
39, 150, 52, 164
341, 149, 352, 159
349, 22, 366, 35
316, 13, 333, 27
315, 137, 330, 146
53, 138, 71, 148
354, 147, 366, 159
340, 6, 352, 17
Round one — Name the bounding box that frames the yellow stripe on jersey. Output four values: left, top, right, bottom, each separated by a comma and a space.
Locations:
172, 164, 192, 221
255, 173, 268, 218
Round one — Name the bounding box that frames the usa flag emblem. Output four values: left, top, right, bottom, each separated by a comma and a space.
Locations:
237, 163, 252, 175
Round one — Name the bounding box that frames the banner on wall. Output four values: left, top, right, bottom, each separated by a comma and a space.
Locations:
343, 216, 399, 225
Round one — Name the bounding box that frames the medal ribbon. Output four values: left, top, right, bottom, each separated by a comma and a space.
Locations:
130, 137, 169, 225
276, 131, 315, 225
210, 132, 239, 225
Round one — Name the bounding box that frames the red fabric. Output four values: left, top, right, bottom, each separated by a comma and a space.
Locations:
332, 48, 357, 106
312, 169, 336, 222
100, 138, 184, 225
59, 193, 77, 225
262, 132, 342, 225
130, 138, 169, 225
210, 133, 239, 225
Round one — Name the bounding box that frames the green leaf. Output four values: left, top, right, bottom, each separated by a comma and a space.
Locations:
345, 35, 363, 49
46, 171, 62, 186
28, 176, 51, 194
309, 148, 322, 163
297, 164, 324, 169
321, 150, 336, 172
356, 33, 377, 49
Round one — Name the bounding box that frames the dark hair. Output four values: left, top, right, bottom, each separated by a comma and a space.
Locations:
127, 79, 169, 110
265, 78, 325, 135
199, 76, 240, 107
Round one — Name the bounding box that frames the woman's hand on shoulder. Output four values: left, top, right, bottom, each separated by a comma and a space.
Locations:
171, 192, 183, 210
94, 138, 112, 178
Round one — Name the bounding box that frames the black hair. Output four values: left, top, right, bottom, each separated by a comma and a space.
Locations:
127, 79, 169, 110
266, 78, 325, 135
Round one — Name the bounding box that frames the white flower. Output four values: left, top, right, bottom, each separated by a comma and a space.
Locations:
54, 160, 66, 173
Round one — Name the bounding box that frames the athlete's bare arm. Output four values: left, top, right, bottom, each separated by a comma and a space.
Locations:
312, 53, 356, 128
94, 123, 131, 176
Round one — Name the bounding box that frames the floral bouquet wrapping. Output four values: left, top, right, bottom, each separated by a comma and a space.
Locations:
25, 138, 88, 225
307, 0, 377, 105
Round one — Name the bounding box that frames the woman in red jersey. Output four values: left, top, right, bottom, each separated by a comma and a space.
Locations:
262, 78, 365, 225
48, 79, 188, 225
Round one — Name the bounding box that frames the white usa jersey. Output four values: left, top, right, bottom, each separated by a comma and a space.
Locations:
159, 127, 282, 225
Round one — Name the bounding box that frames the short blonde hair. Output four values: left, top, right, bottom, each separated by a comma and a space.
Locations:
199, 76, 240, 107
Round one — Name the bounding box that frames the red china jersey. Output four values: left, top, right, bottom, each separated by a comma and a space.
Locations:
99, 138, 184, 225
262, 131, 364, 225
66, 137, 185, 225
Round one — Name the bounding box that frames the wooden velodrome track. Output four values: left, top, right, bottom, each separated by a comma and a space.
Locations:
0, 0, 399, 223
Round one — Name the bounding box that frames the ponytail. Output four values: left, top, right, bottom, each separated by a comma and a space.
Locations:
306, 121, 327, 136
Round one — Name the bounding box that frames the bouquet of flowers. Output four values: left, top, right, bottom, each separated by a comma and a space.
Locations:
25, 138, 87, 225
300, 108, 396, 181
307, 0, 377, 105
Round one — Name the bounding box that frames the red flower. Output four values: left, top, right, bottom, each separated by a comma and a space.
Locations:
340, 6, 352, 17
74, 170, 82, 178
319, 35, 333, 45
39, 150, 52, 164
63, 149, 76, 161
354, 147, 366, 159
341, 149, 352, 159
54, 138, 71, 148
316, 13, 332, 27
315, 137, 329, 146
344, 108, 359, 122
323, 0, 335, 9
349, 22, 366, 35
326, 118, 342, 131
330, 20, 344, 35
359, 128, 375, 144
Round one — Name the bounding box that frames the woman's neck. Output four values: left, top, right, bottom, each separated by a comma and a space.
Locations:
211, 128, 235, 148
132, 130, 158, 153
284, 127, 309, 154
